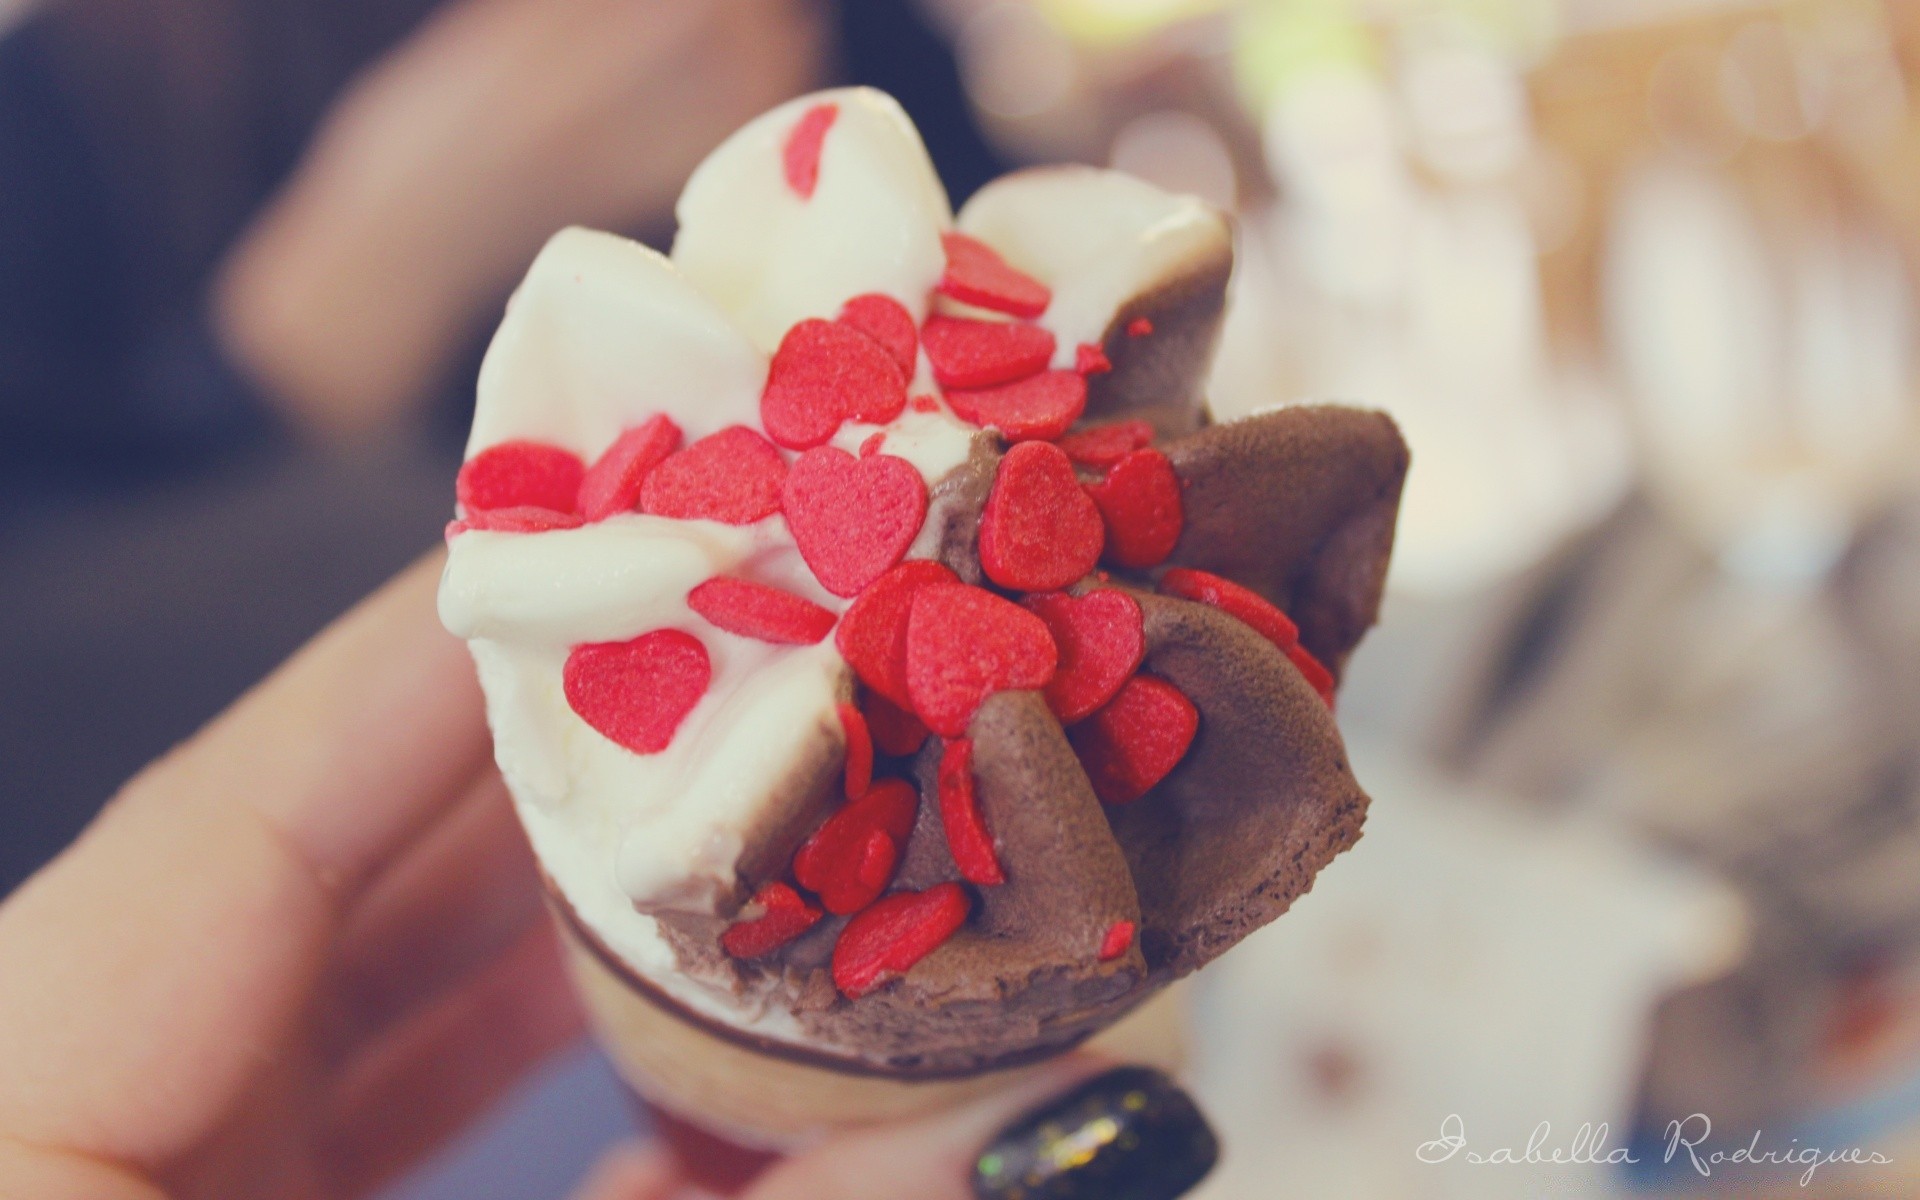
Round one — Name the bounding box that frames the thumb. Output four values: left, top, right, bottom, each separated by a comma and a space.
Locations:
740, 1059, 1218, 1200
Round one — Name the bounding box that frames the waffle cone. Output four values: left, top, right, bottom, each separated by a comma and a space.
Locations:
553, 911, 1187, 1150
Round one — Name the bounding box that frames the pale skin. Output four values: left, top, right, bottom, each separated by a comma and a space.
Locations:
214, 0, 825, 443
0, 555, 1105, 1199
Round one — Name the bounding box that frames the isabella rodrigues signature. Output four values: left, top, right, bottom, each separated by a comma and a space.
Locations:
1415, 1113, 1893, 1187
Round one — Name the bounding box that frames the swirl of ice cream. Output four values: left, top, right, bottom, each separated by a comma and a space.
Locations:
438, 88, 1407, 1073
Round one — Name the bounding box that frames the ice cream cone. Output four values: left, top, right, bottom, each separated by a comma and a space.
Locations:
439, 86, 1404, 1185
550, 898, 1187, 1152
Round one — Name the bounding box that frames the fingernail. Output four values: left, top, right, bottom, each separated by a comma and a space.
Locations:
973, 1066, 1219, 1200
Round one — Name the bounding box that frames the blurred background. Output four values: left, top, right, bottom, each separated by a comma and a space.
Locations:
6, 0, 1920, 1195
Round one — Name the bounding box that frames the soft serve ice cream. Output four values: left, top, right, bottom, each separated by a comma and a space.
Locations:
438, 88, 1407, 1087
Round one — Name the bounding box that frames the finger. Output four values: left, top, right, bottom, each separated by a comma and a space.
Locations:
317, 918, 584, 1196
570, 1142, 688, 1200
742, 1062, 1219, 1200
615, 0, 821, 155
738, 1060, 1100, 1200
0, 1138, 169, 1200
0, 553, 487, 1165
155, 550, 489, 895
317, 769, 543, 1062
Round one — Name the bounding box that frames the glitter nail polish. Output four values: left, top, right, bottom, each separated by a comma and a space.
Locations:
973, 1066, 1219, 1200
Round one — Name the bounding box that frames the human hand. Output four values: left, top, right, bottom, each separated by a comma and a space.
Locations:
0, 556, 573, 1197
0, 554, 1218, 1199
215, 0, 824, 442
567, 1060, 1217, 1200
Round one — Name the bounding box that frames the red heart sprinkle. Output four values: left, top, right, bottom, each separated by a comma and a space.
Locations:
863, 778, 920, 844
1158, 567, 1299, 653
831, 882, 970, 999
578, 416, 683, 521
564, 630, 711, 755
762, 318, 908, 450
686, 577, 835, 645
1287, 642, 1337, 708
839, 702, 873, 799
457, 440, 585, 514
783, 447, 928, 597
721, 882, 824, 959
782, 102, 838, 199
839, 293, 919, 376
1098, 920, 1136, 961
1055, 419, 1156, 468
454, 506, 586, 536
1075, 343, 1112, 375
945, 371, 1086, 443
1023, 589, 1145, 724
792, 778, 918, 915
859, 432, 886, 457
937, 232, 1052, 318
834, 561, 958, 709
938, 739, 1004, 885
641, 426, 787, 525
1126, 317, 1154, 337
906, 583, 1058, 737
843, 829, 896, 914
1087, 448, 1183, 569
978, 442, 1105, 592
921, 316, 1055, 390
910, 395, 940, 413
794, 826, 894, 918
1069, 674, 1198, 804
864, 693, 930, 757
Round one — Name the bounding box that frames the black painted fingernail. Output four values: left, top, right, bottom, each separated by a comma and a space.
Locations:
973, 1066, 1219, 1200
